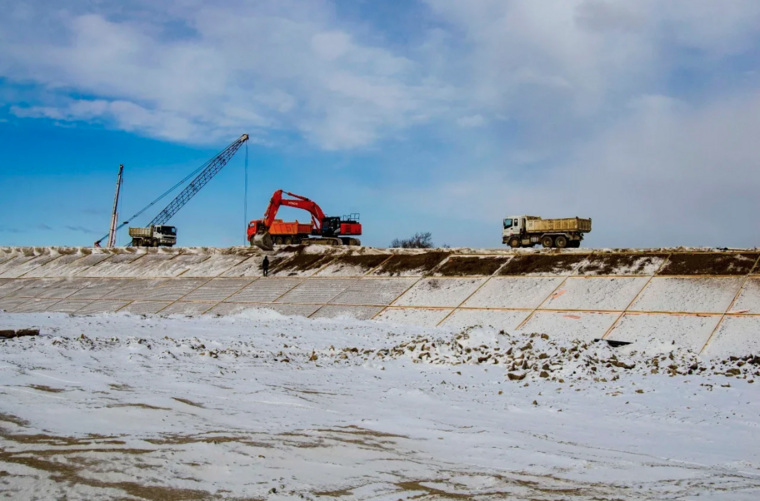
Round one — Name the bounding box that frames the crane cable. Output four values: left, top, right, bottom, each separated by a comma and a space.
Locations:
244, 140, 249, 245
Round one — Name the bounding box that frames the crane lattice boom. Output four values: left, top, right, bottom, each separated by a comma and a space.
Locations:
148, 134, 249, 226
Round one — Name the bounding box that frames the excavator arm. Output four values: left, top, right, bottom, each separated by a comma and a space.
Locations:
253, 189, 328, 250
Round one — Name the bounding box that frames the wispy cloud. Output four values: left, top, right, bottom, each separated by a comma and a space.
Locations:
65, 225, 97, 234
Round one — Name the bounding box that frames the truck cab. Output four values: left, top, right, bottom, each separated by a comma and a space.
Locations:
153, 225, 177, 246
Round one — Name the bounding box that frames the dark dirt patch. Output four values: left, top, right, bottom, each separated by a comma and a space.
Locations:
271, 254, 333, 275
498, 254, 590, 275
658, 253, 759, 275
172, 397, 205, 408
435, 256, 510, 276
373, 252, 450, 276
28, 385, 64, 393
324, 254, 389, 272
576, 253, 667, 275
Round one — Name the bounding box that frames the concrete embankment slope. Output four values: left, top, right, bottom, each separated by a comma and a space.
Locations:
0, 246, 758, 356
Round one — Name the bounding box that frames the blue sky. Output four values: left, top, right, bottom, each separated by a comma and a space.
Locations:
1, 0, 759, 249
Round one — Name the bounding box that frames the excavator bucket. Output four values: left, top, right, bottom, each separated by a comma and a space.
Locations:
252, 231, 274, 251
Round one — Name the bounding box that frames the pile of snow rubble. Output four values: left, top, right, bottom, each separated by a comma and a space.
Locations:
15, 312, 757, 384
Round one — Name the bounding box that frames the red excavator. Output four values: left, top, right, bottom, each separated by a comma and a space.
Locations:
248, 190, 362, 250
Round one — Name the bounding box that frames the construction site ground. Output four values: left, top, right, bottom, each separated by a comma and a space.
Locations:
1, 245, 759, 499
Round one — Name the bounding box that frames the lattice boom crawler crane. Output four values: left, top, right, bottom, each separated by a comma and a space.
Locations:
248, 190, 362, 250
125, 134, 249, 247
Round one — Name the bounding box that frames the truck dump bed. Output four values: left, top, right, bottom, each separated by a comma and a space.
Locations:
128, 227, 152, 238
526, 217, 592, 233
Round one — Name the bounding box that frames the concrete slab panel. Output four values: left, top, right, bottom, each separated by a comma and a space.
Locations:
23, 253, 94, 277
540, 277, 650, 311
730, 278, 760, 314
13, 298, 64, 313
221, 256, 265, 277
630, 277, 744, 313
160, 302, 216, 316
3, 279, 59, 298
206, 302, 264, 316
394, 278, 486, 307
702, 316, 760, 358
65, 278, 128, 300
0, 278, 27, 297
310, 305, 384, 320
0, 255, 37, 276
329, 278, 418, 306
441, 309, 531, 332
517, 311, 619, 341
0, 255, 60, 278
0, 297, 30, 312
114, 253, 183, 277
184, 254, 248, 277
144, 254, 213, 277
463, 277, 564, 309
276, 279, 358, 304
104, 278, 209, 301
374, 307, 452, 327
182, 278, 254, 302
256, 303, 322, 318
227, 278, 302, 303
81, 252, 147, 277
119, 301, 173, 315
47, 300, 93, 314
32, 278, 92, 299
605, 313, 720, 353
76, 300, 132, 314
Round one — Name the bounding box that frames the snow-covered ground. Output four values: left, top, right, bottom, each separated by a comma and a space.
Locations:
1, 310, 759, 499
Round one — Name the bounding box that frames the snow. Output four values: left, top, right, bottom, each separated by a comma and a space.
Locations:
542, 276, 650, 311
519, 311, 620, 341
630, 277, 744, 313
732, 278, 760, 314
375, 307, 453, 327
463, 277, 564, 309
393, 278, 486, 307
1, 310, 759, 499
606, 313, 721, 352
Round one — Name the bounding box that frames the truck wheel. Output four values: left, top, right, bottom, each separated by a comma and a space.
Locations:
541, 236, 554, 248
555, 235, 568, 248
568, 241, 581, 248
283, 236, 292, 245
508, 237, 520, 248
273, 236, 283, 245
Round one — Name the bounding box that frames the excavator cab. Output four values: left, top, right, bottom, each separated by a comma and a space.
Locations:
320, 217, 342, 238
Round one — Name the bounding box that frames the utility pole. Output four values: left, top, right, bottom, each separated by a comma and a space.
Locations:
107, 165, 124, 248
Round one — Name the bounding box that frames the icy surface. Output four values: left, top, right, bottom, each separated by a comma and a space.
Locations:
0, 311, 759, 499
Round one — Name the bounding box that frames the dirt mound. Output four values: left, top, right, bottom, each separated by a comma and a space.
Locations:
498, 254, 590, 275
271, 254, 334, 275
435, 256, 510, 276
577, 253, 666, 275
373, 252, 450, 276
327, 254, 390, 271
658, 253, 759, 275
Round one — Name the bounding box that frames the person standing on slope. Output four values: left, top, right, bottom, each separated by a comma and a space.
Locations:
262, 256, 269, 277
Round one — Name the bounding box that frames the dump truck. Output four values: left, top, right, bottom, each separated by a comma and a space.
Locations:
128, 225, 177, 247
503, 215, 591, 248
